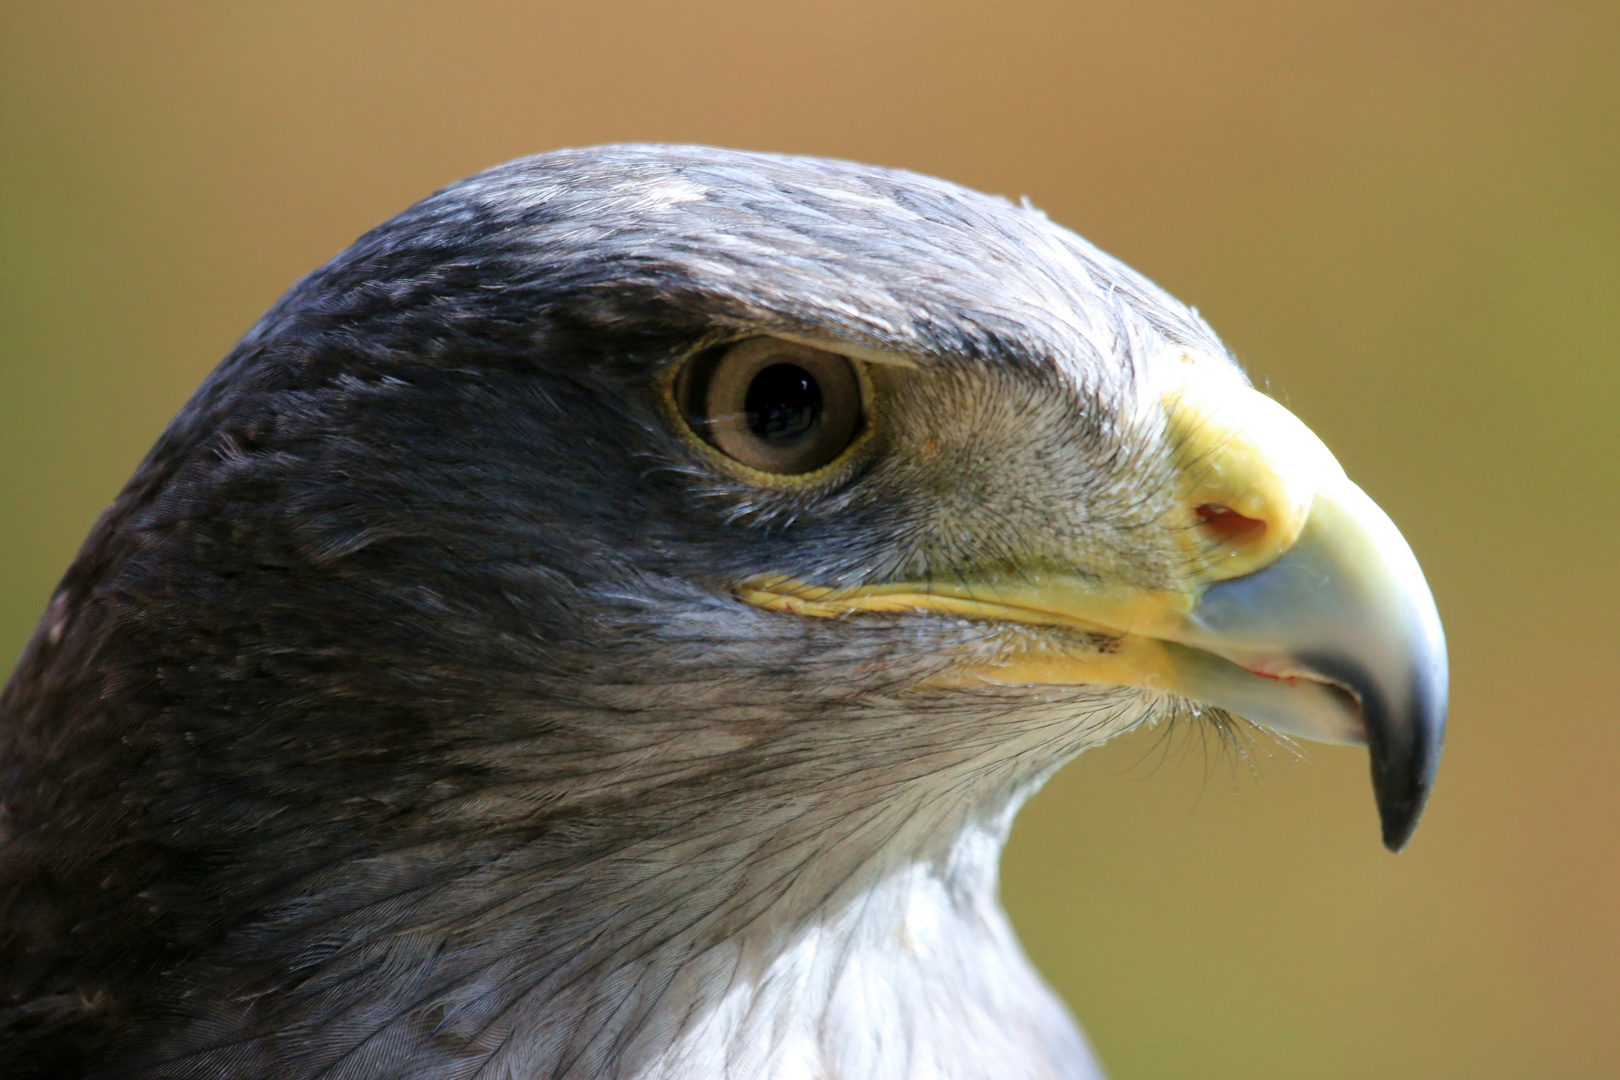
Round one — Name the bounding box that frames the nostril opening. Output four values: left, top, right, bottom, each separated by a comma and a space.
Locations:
1196, 504, 1267, 550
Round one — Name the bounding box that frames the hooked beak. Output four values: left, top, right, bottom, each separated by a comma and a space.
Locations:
738, 353, 1448, 851
1175, 477, 1447, 850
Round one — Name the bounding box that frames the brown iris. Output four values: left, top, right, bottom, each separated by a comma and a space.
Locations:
679, 338, 864, 475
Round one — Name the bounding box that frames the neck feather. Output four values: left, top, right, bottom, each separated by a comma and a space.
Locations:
624, 798, 1103, 1080
113, 689, 1144, 1080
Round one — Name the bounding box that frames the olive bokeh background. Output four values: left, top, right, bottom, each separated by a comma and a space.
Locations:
3, 3, 1615, 1076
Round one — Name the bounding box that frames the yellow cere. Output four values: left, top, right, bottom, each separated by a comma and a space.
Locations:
1159, 350, 1343, 583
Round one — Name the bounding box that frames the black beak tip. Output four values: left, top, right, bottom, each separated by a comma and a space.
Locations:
1377, 781, 1427, 852
1370, 690, 1445, 853
1306, 652, 1447, 853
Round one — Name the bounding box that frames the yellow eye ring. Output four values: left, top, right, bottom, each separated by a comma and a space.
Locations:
662, 337, 880, 491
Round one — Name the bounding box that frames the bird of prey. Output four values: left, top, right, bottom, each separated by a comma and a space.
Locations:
0, 145, 1445, 1079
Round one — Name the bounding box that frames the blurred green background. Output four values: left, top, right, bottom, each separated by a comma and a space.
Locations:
2, 2, 1615, 1076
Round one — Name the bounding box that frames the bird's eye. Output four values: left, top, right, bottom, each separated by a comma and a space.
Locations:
679, 338, 865, 475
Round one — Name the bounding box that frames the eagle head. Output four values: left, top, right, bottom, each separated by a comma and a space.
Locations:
0, 146, 1445, 1079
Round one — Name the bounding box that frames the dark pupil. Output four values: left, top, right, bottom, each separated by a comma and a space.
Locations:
744, 364, 822, 442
